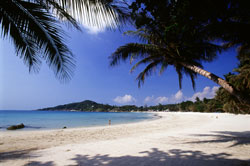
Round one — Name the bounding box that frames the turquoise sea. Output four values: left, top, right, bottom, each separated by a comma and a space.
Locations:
0, 110, 155, 131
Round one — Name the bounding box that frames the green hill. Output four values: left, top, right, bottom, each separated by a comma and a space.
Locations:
39, 100, 113, 112
39, 100, 140, 112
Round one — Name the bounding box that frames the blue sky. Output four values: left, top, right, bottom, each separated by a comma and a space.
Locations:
0, 25, 239, 110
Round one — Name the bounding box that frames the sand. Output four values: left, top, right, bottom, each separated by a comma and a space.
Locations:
0, 112, 250, 166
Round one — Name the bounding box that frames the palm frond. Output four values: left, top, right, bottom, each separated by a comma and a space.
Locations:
175, 65, 183, 89
0, 6, 40, 71
18, 0, 75, 81
124, 28, 151, 43
190, 73, 196, 90
44, 0, 81, 30
110, 43, 161, 66
136, 60, 161, 87
110, 27, 220, 89
237, 44, 250, 63
124, 28, 166, 45
159, 61, 168, 75
52, 0, 128, 30
182, 66, 198, 90
1, 0, 131, 82
1, 0, 74, 81
130, 55, 160, 73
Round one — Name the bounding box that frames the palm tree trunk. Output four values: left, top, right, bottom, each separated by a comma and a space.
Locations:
181, 63, 250, 104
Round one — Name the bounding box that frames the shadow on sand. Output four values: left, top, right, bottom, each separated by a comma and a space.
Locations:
0, 149, 38, 162
2, 131, 250, 166
187, 131, 250, 147
0, 149, 53, 166
2, 148, 249, 166
24, 161, 54, 166
66, 148, 250, 166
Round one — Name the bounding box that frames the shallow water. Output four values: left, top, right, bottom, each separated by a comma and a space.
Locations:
0, 110, 155, 131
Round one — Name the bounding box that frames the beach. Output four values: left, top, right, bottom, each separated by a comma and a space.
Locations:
1, 112, 250, 166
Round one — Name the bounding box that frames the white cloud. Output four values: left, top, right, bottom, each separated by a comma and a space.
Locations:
166, 90, 184, 103
174, 90, 183, 101
144, 90, 183, 105
113, 94, 136, 104
212, 86, 220, 96
143, 86, 219, 105
155, 96, 169, 104
144, 96, 154, 103
83, 25, 106, 34
144, 95, 169, 105
189, 86, 219, 101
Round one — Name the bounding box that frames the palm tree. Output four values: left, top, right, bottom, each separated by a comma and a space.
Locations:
0, 0, 127, 81
214, 51, 250, 113
109, 29, 249, 104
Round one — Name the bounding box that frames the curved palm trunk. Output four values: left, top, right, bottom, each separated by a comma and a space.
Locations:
181, 63, 249, 104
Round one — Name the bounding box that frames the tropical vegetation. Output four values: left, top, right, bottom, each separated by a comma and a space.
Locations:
214, 53, 250, 114
110, 0, 250, 106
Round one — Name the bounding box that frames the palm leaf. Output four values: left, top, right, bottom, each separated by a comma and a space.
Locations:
1, 0, 74, 81
50, 0, 129, 29
110, 28, 219, 89
124, 28, 152, 43
43, 0, 81, 30
130, 55, 161, 73
0, 6, 39, 71
136, 60, 161, 87
110, 43, 161, 66
1, 0, 129, 81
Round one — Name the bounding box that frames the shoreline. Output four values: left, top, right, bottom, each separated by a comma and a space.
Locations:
0, 112, 161, 135
1, 112, 250, 166
0, 112, 160, 132
0, 112, 165, 153
0, 111, 159, 133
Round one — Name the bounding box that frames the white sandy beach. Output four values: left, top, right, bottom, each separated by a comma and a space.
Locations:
1, 112, 250, 166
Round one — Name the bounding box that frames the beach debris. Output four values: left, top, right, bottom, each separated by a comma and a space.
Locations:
7, 123, 25, 130
63, 126, 67, 129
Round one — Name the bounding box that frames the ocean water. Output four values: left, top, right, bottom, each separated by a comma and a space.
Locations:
0, 110, 155, 131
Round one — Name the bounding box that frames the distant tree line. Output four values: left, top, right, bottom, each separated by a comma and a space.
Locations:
145, 98, 221, 113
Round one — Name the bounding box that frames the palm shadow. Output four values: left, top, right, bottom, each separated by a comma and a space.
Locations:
24, 161, 54, 166
68, 148, 250, 166
0, 149, 55, 166
0, 149, 38, 162
187, 131, 250, 147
